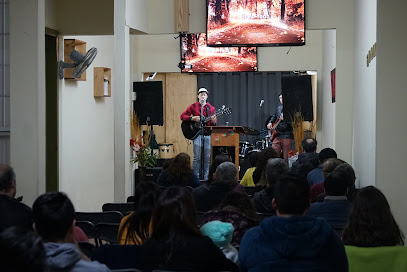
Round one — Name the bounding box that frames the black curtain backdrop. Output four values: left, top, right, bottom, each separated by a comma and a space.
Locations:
197, 71, 295, 143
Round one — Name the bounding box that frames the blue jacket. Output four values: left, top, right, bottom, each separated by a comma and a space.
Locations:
307, 164, 324, 186
239, 215, 348, 272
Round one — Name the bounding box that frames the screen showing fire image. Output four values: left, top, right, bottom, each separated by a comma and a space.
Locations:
207, 0, 305, 46
181, 33, 257, 73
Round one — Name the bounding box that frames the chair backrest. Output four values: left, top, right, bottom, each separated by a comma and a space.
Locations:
76, 221, 96, 239
75, 211, 123, 226
126, 196, 135, 203
94, 222, 120, 245
78, 241, 96, 258
256, 212, 274, 222
102, 203, 134, 216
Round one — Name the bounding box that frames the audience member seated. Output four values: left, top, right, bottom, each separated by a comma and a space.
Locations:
334, 163, 358, 202
201, 220, 238, 264
118, 181, 161, 245
307, 148, 337, 186
239, 175, 348, 272
157, 153, 201, 188
342, 186, 406, 271
0, 226, 46, 272
32, 192, 110, 271
310, 158, 344, 202
141, 186, 238, 272
206, 154, 245, 192
193, 162, 241, 212
0, 164, 33, 232
253, 158, 288, 214
240, 151, 260, 187
200, 191, 259, 247
307, 171, 352, 233
291, 137, 320, 171
252, 147, 278, 187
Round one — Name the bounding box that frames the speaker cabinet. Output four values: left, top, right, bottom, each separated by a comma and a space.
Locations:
133, 81, 164, 126
281, 76, 313, 121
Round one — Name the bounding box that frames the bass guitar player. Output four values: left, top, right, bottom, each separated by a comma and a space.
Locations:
266, 92, 294, 162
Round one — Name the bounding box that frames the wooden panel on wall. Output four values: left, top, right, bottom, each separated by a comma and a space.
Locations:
165, 73, 197, 160
175, 0, 189, 33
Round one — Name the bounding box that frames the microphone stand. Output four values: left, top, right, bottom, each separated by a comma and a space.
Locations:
200, 100, 205, 180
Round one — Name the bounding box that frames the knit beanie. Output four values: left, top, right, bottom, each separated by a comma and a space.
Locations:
200, 220, 234, 248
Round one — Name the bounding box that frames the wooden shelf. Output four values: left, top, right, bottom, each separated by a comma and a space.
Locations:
94, 67, 111, 97
63, 39, 87, 81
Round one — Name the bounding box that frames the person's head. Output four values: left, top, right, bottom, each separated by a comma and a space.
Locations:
342, 186, 404, 247
198, 87, 208, 103
0, 227, 46, 272
266, 158, 288, 190
322, 158, 344, 178
218, 190, 258, 219
120, 181, 161, 244
166, 153, 193, 186
301, 137, 317, 153
200, 221, 234, 248
273, 175, 310, 216
247, 150, 260, 167
333, 163, 356, 190
32, 192, 75, 242
318, 148, 337, 163
207, 155, 232, 184
0, 164, 16, 197
279, 92, 283, 104
253, 147, 279, 186
214, 162, 237, 186
323, 172, 348, 196
152, 186, 199, 239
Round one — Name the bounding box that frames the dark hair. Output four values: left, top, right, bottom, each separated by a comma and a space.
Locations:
322, 158, 344, 178
207, 155, 232, 184
215, 162, 237, 185
118, 181, 161, 244
217, 191, 258, 220
0, 227, 45, 272
32, 192, 75, 241
342, 186, 404, 247
333, 163, 357, 200
301, 137, 317, 153
274, 175, 310, 215
151, 187, 200, 241
253, 147, 278, 186
248, 150, 260, 167
165, 153, 193, 186
318, 148, 337, 163
0, 164, 15, 191
323, 172, 348, 196
265, 158, 288, 194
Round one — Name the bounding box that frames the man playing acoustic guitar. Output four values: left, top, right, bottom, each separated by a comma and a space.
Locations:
266, 92, 294, 162
180, 88, 217, 180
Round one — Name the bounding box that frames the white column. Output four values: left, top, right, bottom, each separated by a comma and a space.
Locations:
10, 0, 46, 205
114, 1, 132, 201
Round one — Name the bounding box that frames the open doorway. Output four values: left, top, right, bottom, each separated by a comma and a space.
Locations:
45, 31, 59, 191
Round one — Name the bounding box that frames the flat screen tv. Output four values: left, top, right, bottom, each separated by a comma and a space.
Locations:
206, 0, 305, 47
180, 33, 257, 73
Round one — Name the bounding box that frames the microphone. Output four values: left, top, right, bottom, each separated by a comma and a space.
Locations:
259, 99, 264, 107
200, 99, 205, 105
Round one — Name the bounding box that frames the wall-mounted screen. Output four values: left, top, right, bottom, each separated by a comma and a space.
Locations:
180, 33, 257, 73
207, 0, 305, 47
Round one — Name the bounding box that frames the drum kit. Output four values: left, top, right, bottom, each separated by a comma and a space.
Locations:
239, 135, 272, 158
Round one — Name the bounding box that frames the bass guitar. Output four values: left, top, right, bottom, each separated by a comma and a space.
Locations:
181, 106, 232, 140
269, 118, 282, 142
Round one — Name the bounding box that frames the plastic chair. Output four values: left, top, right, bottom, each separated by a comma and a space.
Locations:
78, 241, 96, 258
256, 212, 274, 222
76, 221, 96, 239
102, 203, 134, 216
94, 222, 120, 246
76, 211, 123, 226
126, 196, 135, 203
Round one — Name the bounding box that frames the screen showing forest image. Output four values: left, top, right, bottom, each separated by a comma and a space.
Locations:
207, 0, 305, 46
181, 33, 257, 73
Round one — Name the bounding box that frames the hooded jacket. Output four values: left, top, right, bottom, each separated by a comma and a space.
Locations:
239, 216, 348, 272
44, 242, 111, 272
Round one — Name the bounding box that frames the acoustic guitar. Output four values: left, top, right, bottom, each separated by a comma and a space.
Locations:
181, 106, 232, 140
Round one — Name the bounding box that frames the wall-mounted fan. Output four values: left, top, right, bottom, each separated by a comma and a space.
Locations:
58, 47, 98, 79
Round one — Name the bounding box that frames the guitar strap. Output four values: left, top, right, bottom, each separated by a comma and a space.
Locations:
206, 105, 210, 117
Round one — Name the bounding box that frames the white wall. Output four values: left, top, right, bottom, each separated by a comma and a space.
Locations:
376, 0, 407, 241
127, 0, 149, 33
10, 0, 46, 206
320, 30, 336, 149
353, 0, 376, 188
58, 36, 115, 212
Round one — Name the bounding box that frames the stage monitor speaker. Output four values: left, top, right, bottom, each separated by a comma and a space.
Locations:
281, 76, 313, 121
133, 81, 164, 126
